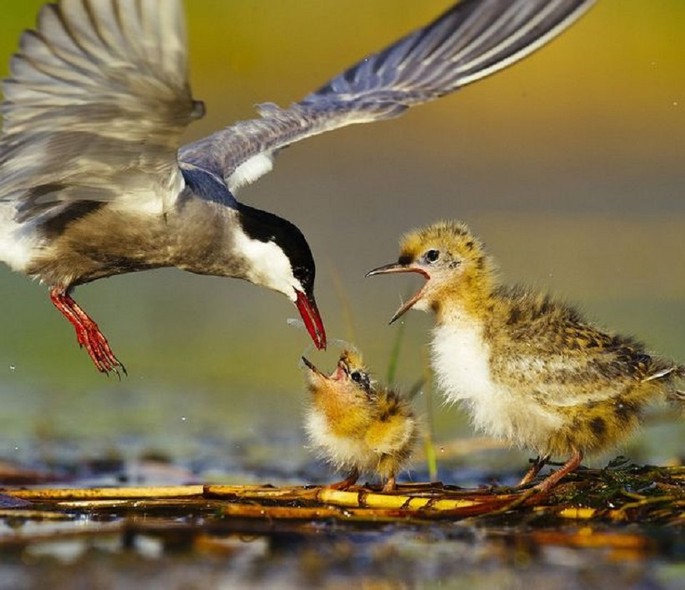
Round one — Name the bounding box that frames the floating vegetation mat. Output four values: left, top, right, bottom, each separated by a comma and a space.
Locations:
0, 460, 684, 556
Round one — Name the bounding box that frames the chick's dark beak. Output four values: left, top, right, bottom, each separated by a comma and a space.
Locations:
301, 356, 322, 376
301, 355, 346, 382
295, 290, 327, 350
365, 262, 411, 278
366, 261, 429, 324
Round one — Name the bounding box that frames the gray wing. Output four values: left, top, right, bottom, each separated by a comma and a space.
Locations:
180, 0, 594, 192
0, 0, 203, 225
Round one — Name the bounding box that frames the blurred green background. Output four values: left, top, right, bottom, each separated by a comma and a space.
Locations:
0, 1, 683, 474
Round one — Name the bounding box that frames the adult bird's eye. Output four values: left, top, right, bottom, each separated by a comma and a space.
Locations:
424, 249, 440, 263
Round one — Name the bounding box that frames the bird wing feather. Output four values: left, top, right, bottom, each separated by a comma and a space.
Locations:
180, 0, 594, 190
0, 0, 201, 225
489, 293, 676, 407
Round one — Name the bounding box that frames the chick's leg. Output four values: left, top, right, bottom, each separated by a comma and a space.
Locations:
382, 475, 397, 492
534, 449, 583, 492
328, 469, 360, 490
518, 454, 551, 487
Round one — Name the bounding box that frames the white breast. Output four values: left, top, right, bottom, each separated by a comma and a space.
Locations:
430, 319, 562, 450
431, 321, 495, 405
305, 409, 377, 473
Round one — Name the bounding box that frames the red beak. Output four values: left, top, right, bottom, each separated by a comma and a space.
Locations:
295, 290, 327, 349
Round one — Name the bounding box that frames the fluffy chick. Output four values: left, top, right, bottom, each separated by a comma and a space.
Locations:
368, 220, 684, 491
302, 349, 418, 492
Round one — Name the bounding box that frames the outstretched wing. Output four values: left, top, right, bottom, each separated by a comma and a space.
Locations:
0, 0, 203, 225
180, 0, 594, 192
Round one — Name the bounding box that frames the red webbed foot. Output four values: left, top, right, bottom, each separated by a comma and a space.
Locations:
49, 287, 126, 376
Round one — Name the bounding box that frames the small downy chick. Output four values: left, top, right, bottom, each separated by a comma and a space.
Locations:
368, 220, 685, 491
302, 349, 418, 492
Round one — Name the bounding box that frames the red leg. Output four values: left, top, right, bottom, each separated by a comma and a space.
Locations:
49, 287, 126, 376
327, 469, 360, 490
534, 449, 583, 493
518, 454, 551, 487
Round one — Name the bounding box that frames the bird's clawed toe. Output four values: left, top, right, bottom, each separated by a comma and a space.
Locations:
50, 288, 126, 377
80, 325, 126, 377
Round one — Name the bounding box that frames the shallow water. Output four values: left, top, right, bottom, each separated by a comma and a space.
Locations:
2, 528, 683, 590
0, 380, 684, 589
1, 478, 684, 590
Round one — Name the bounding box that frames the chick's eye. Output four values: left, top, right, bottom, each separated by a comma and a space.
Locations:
350, 371, 371, 391
424, 249, 440, 263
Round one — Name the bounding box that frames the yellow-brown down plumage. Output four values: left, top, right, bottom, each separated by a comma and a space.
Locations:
369, 220, 684, 490
302, 349, 418, 491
